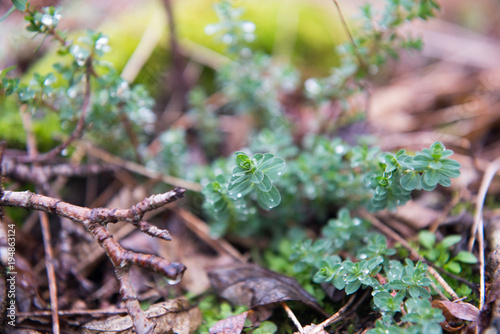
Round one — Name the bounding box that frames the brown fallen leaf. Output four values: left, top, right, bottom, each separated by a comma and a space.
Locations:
208, 263, 327, 318
209, 310, 256, 334
432, 300, 479, 332
81, 298, 201, 334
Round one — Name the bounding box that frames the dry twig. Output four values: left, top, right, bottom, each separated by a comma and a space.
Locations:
468, 156, 500, 310
0, 187, 186, 334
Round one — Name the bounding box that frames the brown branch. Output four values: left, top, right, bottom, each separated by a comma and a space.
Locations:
0, 187, 186, 334
2, 161, 117, 183
81, 221, 185, 281
0, 187, 185, 240
81, 220, 183, 334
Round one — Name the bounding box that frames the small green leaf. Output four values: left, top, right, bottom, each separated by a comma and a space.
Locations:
227, 179, 253, 198
248, 168, 264, 183
345, 280, 362, 294
257, 186, 281, 209
423, 169, 440, 186
212, 198, 227, 212
262, 157, 286, 178
440, 235, 461, 249
444, 261, 461, 274
253, 321, 278, 334
235, 153, 250, 168
401, 171, 420, 190
256, 174, 272, 192
12, 0, 27, 11
333, 275, 345, 290
420, 176, 437, 191
428, 161, 443, 169
255, 153, 274, 169
454, 251, 478, 264
418, 230, 436, 249
229, 173, 248, 185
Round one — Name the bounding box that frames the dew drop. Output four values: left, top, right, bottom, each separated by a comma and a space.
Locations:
237, 193, 242, 198
166, 276, 182, 285
277, 172, 282, 176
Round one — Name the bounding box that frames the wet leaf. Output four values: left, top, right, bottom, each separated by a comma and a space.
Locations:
208, 263, 326, 317
82, 298, 201, 334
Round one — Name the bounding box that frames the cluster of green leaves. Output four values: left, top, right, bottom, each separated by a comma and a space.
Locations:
199, 0, 299, 125
0, 67, 19, 96
418, 231, 477, 296
291, 210, 455, 333
369, 141, 461, 211
370, 298, 444, 334
183, 3, 459, 237
202, 151, 286, 236
0, 6, 155, 155
305, 0, 440, 103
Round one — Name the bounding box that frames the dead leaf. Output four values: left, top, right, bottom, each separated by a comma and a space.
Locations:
82, 298, 201, 334
432, 300, 479, 332
209, 310, 255, 334
208, 263, 327, 317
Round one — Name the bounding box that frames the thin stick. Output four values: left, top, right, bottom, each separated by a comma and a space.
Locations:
468, 156, 500, 309
281, 302, 304, 334
308, 294, 358, 334
332, 0, 365, 69
0, 141, 5, 196
121, 11, 164, 83
174, 207, 247, 263
360, 211, 459, 300
39, 212, 60, 334
84, 141, 203, 192
20, 103, 61, 334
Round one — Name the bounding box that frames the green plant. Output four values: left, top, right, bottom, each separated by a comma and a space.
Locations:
419, 231, 477, 275
305, 0, 440, 103
292, 209, 450, 333
0, 6, 155, 156
369, 141, 461, 211
1, 0, 477, 333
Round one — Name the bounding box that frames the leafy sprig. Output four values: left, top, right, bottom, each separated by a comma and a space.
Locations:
228, 152, 285, 209
370, 141, 461, 211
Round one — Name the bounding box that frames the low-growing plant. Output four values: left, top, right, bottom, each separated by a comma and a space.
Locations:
0, 0, 479, 333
